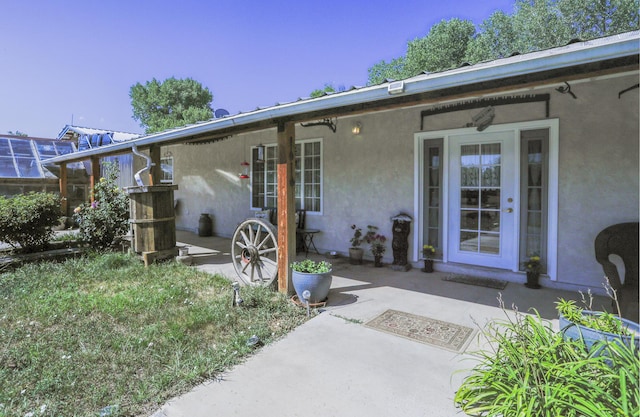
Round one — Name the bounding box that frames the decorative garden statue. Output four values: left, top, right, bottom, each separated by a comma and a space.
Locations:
391, 213, 412, 271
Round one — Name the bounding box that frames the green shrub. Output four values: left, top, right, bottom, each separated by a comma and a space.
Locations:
73, 163, 130, 251
290, 259, 332, 273
0, 191, 60, 252
454, 303, 640, 417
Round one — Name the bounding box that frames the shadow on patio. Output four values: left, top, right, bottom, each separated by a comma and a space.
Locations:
176, 230, 610, 322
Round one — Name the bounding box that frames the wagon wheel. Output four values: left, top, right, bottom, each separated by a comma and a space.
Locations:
231, 218, 279, 287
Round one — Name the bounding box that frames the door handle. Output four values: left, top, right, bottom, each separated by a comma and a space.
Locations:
503, 208, 513, 213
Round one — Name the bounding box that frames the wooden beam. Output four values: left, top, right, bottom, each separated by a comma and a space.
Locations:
148, 145, 162, 186
89, 156, 100, 202
276, 122, 296, 295
59, 163, 68, 216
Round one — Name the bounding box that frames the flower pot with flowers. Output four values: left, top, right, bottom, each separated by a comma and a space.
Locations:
365, 225, 387, 267
422, 245, 436, 273
349, 225, 365, 265
523, 254, 542, 289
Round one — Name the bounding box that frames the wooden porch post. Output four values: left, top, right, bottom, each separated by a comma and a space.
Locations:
90, 156, 100, 202
277, 121, 296, 295
148, 145, 162, 186
59, 162, 68, 216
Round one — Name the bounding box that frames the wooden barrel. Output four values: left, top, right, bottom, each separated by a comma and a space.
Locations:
126, 185, 178, 254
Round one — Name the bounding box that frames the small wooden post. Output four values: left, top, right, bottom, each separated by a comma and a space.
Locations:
148, 145, 162, 186
277, 121, 296, 295
59, 162, 68, 216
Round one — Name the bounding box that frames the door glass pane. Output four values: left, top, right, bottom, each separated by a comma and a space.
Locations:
429, 168, 439, 186
528, 189, 542, 210
461, 145, 480, 165
428, 209, 439, 227
461, 167, 479, 187
459, 142, 502, 254
428, 188, 439, 207
481, 166, 500, 186
479, 233, 500, 254
480, 211, 500, 231
528, 164, 542, 186
482, 189, 500, 209
460, 210, 478, 230
461, 189, 479, 208
481, 143, 501, 164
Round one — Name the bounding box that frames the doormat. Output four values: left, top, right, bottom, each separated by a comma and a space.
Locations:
365, 309, 475, 353
443, 274, 508, 290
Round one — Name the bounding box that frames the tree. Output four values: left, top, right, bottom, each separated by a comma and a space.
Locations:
367, 56, 407, 85
464, 11, 522, 63
7, 130, 28, 136
558, 0, 640, 40
509, 0, 572, 53
367, 0, 639, 85
404, 19, 476, 76
129, 77, 213, 134
309, 83, 346, 98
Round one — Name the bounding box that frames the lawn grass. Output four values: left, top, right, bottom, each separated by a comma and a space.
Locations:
0, 252, 309, 416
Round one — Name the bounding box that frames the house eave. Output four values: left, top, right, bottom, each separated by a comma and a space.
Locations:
43, 31, 640, 166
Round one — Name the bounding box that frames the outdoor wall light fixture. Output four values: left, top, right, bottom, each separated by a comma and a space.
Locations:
387, 81, 405, 95
352, 122, 362, 135
472, 106, 495, 131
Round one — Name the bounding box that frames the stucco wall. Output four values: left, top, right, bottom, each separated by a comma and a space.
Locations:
167, 72, 638, 290
552, 74, 639, 287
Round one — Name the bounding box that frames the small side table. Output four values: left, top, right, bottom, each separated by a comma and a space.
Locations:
297, 229, 320, 256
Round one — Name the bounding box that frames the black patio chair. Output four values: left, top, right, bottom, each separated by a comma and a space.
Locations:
594, 222, 639, 322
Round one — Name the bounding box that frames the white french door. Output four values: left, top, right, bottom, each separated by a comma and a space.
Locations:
447, 131, 517, 269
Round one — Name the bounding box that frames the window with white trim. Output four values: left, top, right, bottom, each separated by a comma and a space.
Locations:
251, 139, 322, 213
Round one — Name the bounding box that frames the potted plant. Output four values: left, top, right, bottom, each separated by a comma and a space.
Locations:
556, 290, 640, 351
365, 225, 386, 267
290, 259, 333, 304
349, 224, 364, 265
523, 254, 542, 289
422, 245, 436, 273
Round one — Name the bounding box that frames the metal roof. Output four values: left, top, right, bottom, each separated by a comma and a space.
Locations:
0, 136, 81, 179
43, 31, 639, 166
56, 125, 141, 142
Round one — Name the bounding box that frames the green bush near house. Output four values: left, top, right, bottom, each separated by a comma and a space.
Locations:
454, 305, 640, 417
0, 192, 60, 252
74, 163, 130, 251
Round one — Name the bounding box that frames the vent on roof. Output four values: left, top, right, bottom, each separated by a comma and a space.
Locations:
388, 81, 405, 95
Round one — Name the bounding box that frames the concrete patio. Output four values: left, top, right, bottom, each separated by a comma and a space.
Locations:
150, 230, 610, 417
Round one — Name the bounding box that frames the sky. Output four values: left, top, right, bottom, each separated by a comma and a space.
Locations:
0, 0, 516, 138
